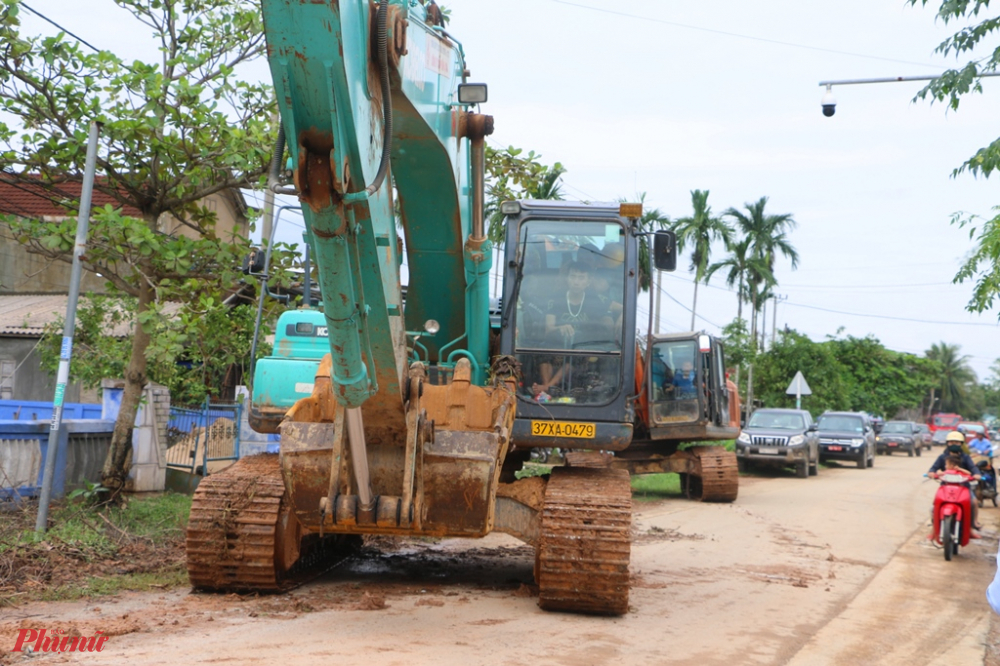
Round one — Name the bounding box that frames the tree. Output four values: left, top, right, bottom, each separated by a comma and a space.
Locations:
722, 197, 798, 343
925, 341, 978, 414
907, 1, 1000, 316
0, 0, 275, 493
628, 193, 670, 293
37, 295, 273, 407
672, 190, 732, 329
484, 145, 565, 245
706, 237, 751, 322
752, 328, 850, 414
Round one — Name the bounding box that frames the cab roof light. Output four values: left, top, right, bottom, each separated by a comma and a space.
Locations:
457, 83, 488, 105
619, 202, 643, 218
500, 201, 521, 215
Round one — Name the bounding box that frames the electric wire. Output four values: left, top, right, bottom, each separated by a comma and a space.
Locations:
20, 3, 105, 54
658, 271, 998, 328
548, 0, 947, 70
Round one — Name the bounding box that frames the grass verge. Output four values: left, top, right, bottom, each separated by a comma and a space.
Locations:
631, 473, 682, 500
1, 492, 191, 606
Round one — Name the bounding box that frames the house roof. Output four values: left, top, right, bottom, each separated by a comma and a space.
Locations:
0, 174, 143, 220
0, 294, 180, 337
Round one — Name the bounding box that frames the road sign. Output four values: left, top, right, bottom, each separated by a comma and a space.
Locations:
786, 371, 811, 409
786, 371, 812, 396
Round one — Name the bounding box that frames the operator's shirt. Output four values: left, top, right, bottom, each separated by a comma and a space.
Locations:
928, 452, 979, 476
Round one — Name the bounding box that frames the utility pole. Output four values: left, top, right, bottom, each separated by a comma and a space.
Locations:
261, 112, 279, 244
772, 294, 786, 347
36, 121, 101, 533
654, 270, 663, 334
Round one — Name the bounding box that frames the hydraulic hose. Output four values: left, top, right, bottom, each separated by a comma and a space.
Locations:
267, 125, 297, 195
360, 0, 392, 198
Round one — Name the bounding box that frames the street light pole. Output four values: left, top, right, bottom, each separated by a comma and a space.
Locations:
36, 120, 102, 534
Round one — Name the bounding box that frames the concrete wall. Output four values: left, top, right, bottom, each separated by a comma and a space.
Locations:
0, 336, 91, 403
0, 223, 107, 294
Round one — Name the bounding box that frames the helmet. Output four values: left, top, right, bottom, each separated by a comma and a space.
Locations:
946, 431, 966, 443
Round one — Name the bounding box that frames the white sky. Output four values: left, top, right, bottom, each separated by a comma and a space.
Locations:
16, 0, 1000, 379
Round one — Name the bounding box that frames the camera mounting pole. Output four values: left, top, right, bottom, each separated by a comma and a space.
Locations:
817, 72, 1000, 117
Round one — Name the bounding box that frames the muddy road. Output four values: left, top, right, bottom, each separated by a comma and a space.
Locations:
3, 453, 997, 665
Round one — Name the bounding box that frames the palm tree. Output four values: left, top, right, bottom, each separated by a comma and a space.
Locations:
926, 342, 977, 414
672, 190, 732, 329
706, 237, 750, 322
618, 193, 669, 293
722, 197, 798, 342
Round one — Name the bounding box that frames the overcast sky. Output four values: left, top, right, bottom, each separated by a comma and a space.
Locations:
16, 0, 1000, 380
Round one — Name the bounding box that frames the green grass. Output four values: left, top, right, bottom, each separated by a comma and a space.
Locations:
2, 492, 192, 604
630, 473, 682, 500
36, 569, 190, 602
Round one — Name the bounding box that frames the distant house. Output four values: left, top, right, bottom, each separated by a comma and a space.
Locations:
0, 175, 250, 294
0, 175, 250, 402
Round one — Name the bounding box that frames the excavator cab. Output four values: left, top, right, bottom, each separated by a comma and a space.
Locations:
498, 200, 642, 453
642, 332, 740, 442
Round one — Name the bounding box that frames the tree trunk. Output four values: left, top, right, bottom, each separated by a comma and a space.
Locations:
737, 276, 744, 322
690, 280, 699, 330
101, 278, 154, 493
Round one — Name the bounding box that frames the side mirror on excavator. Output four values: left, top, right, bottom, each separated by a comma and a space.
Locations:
652, 230, 677, 272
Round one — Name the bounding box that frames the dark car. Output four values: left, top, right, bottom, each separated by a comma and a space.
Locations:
932, 429, 951, 446
735, 408, 819, 478
816, 411, 876, 469
876, 421, 922, 457
915, 423, 933, 451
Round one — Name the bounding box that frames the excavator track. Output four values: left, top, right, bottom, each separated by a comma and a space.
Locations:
536, 467, 631, 615
186, 454, 310, 591
685, 446, 739, 503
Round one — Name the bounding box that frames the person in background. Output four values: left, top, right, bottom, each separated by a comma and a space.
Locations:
928, 435, 982, 534
971, 429, 992, 456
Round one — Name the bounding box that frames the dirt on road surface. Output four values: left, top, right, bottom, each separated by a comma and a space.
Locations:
2, 454, 997, 665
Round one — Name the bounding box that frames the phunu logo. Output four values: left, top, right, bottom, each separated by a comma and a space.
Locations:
12, 629, 110, 653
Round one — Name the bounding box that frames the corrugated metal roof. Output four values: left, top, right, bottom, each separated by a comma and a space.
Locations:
0, 294, 70, 336
0, 295, 180, 337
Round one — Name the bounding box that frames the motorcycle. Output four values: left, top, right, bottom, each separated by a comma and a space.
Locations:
972, 451, 998, 507
932, 472, 977, 561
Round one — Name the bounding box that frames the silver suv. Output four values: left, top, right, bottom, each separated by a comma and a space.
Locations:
735, 408, 820, 478
816, 411, 876, 469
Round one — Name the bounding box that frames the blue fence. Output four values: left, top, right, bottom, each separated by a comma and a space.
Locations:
0, 419, 114, 500
165, 400, 242, 476
0, 400, 103, 421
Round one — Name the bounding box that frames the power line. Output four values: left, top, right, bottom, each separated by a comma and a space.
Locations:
780, 280, 954, 291
659, 270, 998, 328
655, 281, 722, 330
782, 300, 999, 327
549, 0, 946, 70
20, 3, 105, 54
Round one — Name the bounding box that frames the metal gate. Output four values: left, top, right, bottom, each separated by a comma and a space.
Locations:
164, 399, 242, 476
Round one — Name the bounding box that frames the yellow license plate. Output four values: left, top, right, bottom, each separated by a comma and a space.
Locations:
531, 421, 596, 439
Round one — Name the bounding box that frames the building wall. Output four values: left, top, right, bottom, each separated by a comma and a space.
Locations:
157, 191, 249, 242
0, 336, 91, 403
0, 222, 107, 294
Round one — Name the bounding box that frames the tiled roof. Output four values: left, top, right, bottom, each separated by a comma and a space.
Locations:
0, 175, 143, 219
0, 294, 180, 337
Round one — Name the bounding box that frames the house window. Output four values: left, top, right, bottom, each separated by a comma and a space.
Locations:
0, 359, 13, 400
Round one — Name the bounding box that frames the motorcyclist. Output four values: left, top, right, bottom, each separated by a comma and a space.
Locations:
971, 430, 992, 456
928, 432, 983, 535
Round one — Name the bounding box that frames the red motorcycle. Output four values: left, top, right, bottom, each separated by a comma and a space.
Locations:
932, 472, 977, 561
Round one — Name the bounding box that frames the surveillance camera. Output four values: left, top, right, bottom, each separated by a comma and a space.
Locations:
821, 88, 836, 117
